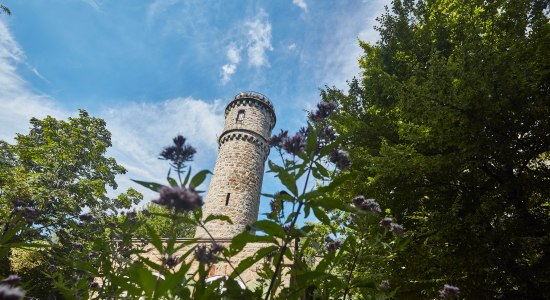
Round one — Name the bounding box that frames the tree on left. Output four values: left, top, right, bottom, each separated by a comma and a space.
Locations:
0, 110, 141, 297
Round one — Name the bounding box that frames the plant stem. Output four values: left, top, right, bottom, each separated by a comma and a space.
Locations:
342, 231, 364, 300
265, 160, 314, 300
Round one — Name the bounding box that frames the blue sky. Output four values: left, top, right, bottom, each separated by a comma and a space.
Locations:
0, 0, 388, 217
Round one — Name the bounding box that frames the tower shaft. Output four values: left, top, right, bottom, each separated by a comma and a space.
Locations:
196, 92, 275, 239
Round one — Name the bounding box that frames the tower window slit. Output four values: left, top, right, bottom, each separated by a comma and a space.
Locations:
225, 193, 230, 206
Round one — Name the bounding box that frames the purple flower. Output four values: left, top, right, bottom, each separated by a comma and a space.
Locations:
318, 126, 336, 143
163, 254, 179, 268
159, 135, 196, 166
325, 239, 342, 252
440, 284, 460, 299
153, 187, 203, 213
90, 282, 100, 290
352, 196, 381, 214
13, 207, 40, 223
10, 199, 27, 208
268, 130, 288, 148
0, 285, 25, 300
195, 245, 216, 264
210, 243, 225, 254
308, 102, 337, 122
389, 223, 406, 237
78, 213, 93, 222
282, 133, 306, 155
329, 149, 351, 170
379, 280, 390, 290
379, 217, 393, 228
0, 275, 21, 286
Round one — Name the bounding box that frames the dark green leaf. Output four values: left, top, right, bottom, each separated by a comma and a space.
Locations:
189, 169, 211, 189
131, 179, 166, 192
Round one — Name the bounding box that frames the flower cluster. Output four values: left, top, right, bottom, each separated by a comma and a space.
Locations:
0, 275, 24, 300
267, 198, 283, 220
12, 199, 40, 223
163, 254, 180, 269
324, 236, 342, 252
379, 217, 406, 237
268, 130, 288, 148
159, 135, 197, 167
308, 102, 337, 123
153, 187, 203, 213
440, 284, 460, 299
352, 196, 381, 214
78, 213, 93, 222
195, 243, 225, 264
329, 149, 351, 170
282, 133, 307, 156
379, 280, 390, 290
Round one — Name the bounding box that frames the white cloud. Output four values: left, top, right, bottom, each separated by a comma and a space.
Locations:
0, 20, 224, 206
0, 21, 64, 142
292, 0, 307, 12
102, 98, 224, 202
220, 43, 241, 84
317, 0, 390, 89
227, 44, 241, 65
245, 10, 273, 68
288, 43, 297, 51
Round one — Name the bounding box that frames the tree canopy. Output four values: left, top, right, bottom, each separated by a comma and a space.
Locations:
323, 0, 549, 298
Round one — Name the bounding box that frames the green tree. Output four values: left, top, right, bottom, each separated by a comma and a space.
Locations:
134, 202, 195, 238
0, 111, 141, 296
323, 0, 549, 298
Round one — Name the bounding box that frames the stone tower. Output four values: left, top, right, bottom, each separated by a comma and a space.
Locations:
196, 91, 276, 239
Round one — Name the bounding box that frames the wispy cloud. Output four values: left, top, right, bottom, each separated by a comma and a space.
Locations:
218, 10, 273, 84
220, 43, 241, 84
146, 0, 180, 25
0, 21, 63, 142
0, 20, 224, 204
102, 98, 224, 202
292, 0, 308, 12
81, 0, 102, 11
245, 10, 273, 68
316, 0, 389, 89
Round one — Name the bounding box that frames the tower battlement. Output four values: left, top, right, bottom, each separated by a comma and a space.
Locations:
195, 92, 276, 239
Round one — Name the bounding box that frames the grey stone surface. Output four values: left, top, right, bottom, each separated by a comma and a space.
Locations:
195, 92, 276, 239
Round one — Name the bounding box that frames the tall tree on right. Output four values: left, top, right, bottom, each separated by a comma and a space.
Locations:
323, 0, 549, 298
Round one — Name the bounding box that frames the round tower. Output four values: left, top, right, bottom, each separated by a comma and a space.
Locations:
196, 91, 276, 239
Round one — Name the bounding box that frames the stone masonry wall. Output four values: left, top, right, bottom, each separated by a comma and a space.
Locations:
195, 93, 275, 239
140, 239, 290, 289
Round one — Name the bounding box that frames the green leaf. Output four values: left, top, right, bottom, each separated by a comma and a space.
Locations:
277, 169, 298, 196
189, 169, 211, 189
167, 169, 178, 187
251, 220, 286, 238
204, 214, 233, 224
312, 206, 331, 226
230, 245, 279, 279
319, 133, 348, 158
131, 179, 166, 192
145, 224, 164, 253
306, 123, 318, 158
230, 232, 278, 254
268, 160, 285, 173
183, 165, 192, 186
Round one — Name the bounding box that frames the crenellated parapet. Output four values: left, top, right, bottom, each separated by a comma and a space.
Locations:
225, 91, 276, 130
